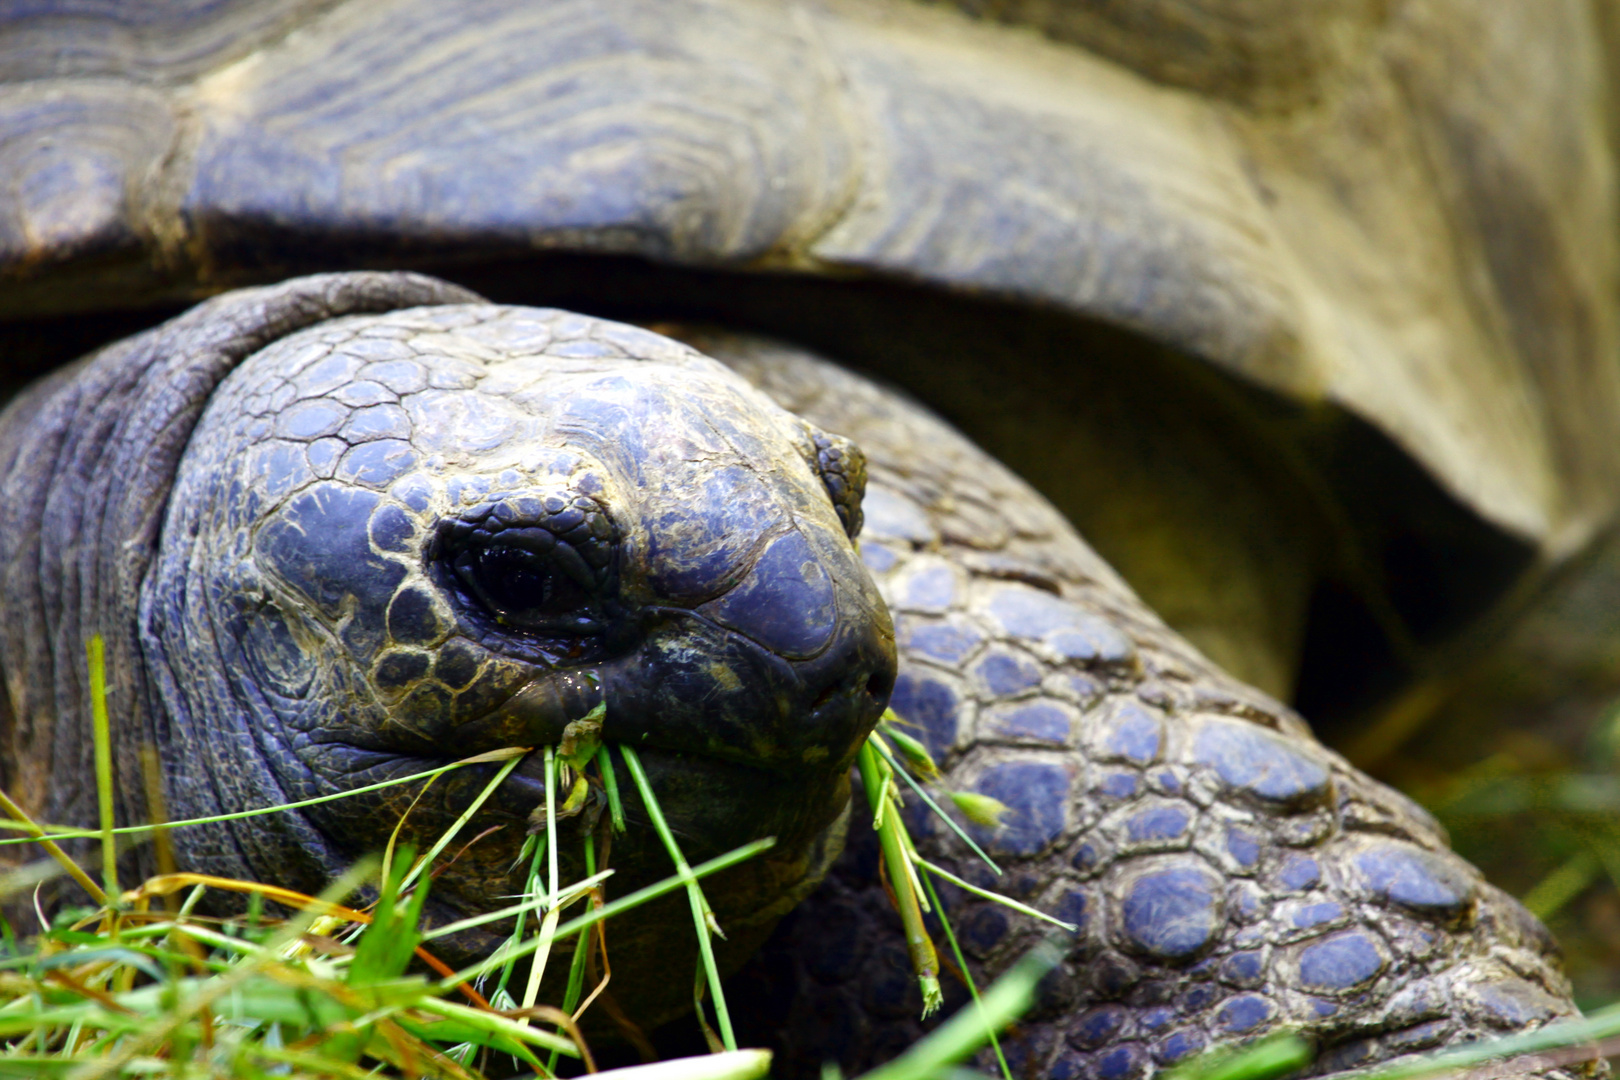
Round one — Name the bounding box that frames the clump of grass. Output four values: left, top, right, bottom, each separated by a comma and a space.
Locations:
0, 639, 785, 1078
25, 642, 1620, 1080
0, 641, 1053, 1079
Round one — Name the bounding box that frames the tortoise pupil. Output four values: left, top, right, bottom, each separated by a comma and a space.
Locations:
458, 544, 590, 627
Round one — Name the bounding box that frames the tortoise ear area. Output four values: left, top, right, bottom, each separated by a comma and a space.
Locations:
802, 423, 868, 540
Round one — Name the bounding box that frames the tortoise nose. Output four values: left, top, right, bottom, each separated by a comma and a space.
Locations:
583, 599, 894, 771
807, 656, 896, 718
788, 593, 898, 764
583, 518, 896, 770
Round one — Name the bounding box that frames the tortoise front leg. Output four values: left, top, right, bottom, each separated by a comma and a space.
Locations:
706, 333, 1591, 1080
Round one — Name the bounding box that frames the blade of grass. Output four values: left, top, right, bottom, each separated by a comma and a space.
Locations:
87, 635, 118, 900
918, 868, 1010, 1080
1162, 1033, 1312, 1080
381, 769, 446, 891
619, 744, 736, 1052
911, 856, 1076, 933
421, 869, 613, 942
598, 747, 627, 834
0, 788, 108, 906
870, 740, 1001, 875
1522, 850, 1599, 919
521, 746, 563, 1024
550, 830, 600, 1072
0, 747, 531, 847
1348, 1010, 1613, 1080
136, 748, 177, 897
408, 996, 578, 1058
498, 1004, 597, 1072
442, 837, 775, 992
879, 716, 941, 783
121, 872, 377, 917
494, 831, 547, 1005
858, 740, 941, 1018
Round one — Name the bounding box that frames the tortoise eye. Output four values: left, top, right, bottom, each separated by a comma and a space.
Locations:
451, 540, 595, 630
436, 490, 617, 634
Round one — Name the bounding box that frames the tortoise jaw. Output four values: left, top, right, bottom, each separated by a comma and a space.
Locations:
590, 606, 896, 774
447, 600, 895, 776
502, 741, 851, 858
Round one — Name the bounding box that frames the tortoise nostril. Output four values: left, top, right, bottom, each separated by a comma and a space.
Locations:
809, 665, 892, 713
864, 666, 895, 704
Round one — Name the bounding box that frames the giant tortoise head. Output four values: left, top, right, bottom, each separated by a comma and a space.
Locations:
1, 0, 1618, 1075
2, 276, 898, 1030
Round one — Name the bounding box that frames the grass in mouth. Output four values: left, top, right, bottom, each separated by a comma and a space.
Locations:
0, 640, 1053, 1079
1, 639, 1616, 1079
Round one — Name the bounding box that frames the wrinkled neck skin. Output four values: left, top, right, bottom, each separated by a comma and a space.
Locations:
136, 304, 895, 1028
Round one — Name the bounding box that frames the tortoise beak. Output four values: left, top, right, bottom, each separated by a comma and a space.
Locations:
461, 595, 896, 774
449, 533, 896, 774
596, 597, 896, 772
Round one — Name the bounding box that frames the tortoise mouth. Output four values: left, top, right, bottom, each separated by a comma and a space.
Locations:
499, 742, 848, 855
414, 741, 854, 1033
445, 604, 895, 778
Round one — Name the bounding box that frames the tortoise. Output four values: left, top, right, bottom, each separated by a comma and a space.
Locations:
0, 0, 1616, 1076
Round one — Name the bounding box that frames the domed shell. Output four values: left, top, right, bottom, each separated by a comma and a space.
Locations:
0, 0, 1616, 563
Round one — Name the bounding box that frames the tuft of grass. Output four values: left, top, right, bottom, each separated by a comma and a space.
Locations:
0, 638, 792, 1078
4, 647, 1620, 1080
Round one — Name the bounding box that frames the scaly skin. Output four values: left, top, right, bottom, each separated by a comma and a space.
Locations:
0, 275, 1598, 1075
694, 331, 1598, 1080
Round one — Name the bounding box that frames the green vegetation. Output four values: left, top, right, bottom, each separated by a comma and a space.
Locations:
2, 641, 1619, 1079
0, 642, 1054, 1078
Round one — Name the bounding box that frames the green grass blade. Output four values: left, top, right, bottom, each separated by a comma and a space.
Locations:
521, 746, 563, 1019
871, 739, 1002, 875
620, 744, 736, 1052
599, 746, 628, 833
1350, 999, 1620, 1080
495, 828, 548, 1003
421, 869, 613, 942
1522, 849, 1600, 919
410, 996, 578, 1057
0, 790, 108, 905
857, 943, 1062, 1080
0, 747, 530, 848
87, 634, 118, 899
912, 856, 1076, 933
919, 866, 1010, 1080
549, 831, 601, 1072
858, 740, 941, 1017
349, 845, 429, 987
1163, 1033, 1312, 1080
